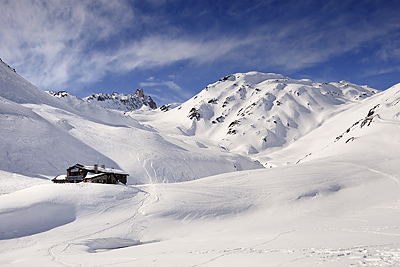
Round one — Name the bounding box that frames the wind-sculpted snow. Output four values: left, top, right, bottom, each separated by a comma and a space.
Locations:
0, 203, 75, 239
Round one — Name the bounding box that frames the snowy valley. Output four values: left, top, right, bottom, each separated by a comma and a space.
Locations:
1, 59, 400, 266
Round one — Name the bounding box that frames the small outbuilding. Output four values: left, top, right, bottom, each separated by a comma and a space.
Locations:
52, 163, 128, 185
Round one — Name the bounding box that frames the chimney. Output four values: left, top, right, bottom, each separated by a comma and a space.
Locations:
101, 164, 105, 169
94, 164, 98, 174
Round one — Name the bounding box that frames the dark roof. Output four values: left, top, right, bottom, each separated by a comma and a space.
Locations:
82, 165, 129, 176
68, 163, 84, 169
68, 163, 129, 176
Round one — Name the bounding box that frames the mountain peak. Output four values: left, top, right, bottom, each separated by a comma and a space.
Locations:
216, 72, 286, 85
161, 71, 379, 165
83, 89, 157, 111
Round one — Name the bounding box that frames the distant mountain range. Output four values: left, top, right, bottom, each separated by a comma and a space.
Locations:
47, 88, 157, 112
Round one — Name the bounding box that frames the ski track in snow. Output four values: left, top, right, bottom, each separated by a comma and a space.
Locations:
187, 239, 400, 267
189, 230, 297, 267
46, 188, 149, 267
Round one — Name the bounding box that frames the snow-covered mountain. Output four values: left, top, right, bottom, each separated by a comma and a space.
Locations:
47, 88, 157, 112
83, 89, 157, 111
142, 71, 378, 167
0, 60, 260, 183
0, 61, 385, 181
293, 81, 400, 166
3, 59, 400, 266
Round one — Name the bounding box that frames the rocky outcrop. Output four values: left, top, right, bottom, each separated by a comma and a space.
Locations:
84, 89, 157, 111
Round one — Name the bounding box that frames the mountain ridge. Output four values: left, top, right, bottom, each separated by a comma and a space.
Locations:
146, 71, 379, 167
83, 88, 157, 111
47, 88, 157, 112
2, 58, 396, 182
0, 61, 260, 183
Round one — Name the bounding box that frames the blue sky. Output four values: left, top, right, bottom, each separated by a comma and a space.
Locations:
1, 0, 400, 105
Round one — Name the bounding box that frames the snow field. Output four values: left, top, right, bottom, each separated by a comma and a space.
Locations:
2, 160, 400, 266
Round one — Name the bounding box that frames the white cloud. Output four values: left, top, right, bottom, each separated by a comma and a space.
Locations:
0, 0, 134, 90
249, 18, 393, 71
139, 78, 193, 104
0, 0, 251, 92
361, 66, 400, 78
139, 80, 182, 92
109, 35, 251, 72
1, 0, 399, 94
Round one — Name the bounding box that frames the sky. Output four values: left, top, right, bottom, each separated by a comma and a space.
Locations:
1, 0, 400, 106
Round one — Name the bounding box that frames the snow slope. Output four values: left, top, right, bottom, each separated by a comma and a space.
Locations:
0, 60, 260, 183
1, 157, 400, 266
137, 71, 378, 168
264, 81, 400, 170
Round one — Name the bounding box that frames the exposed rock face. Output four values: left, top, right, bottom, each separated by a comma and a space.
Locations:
48, 88, 157, 112
83, 89, 157, 111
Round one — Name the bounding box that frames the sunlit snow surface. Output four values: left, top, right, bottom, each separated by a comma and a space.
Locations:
1, 159, 400, 266
0, 62, 260, 183
131, 71, 379, 169
2, 60, 400, 266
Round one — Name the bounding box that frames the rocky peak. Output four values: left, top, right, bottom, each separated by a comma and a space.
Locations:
83, 89, 157, 111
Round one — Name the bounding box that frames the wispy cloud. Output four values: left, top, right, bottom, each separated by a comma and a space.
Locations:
1, 0, 399, 96
108, 35, 249, 70
0, 0, 252, 93
139, 77, 192, 104
252, 14, 399, 71
139, 80, 182, 92
0, 0, 135, 90
0, 0, 251, 92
